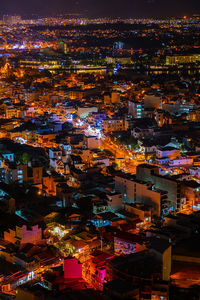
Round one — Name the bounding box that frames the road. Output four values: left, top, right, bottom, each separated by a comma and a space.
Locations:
101, 136, 145, 173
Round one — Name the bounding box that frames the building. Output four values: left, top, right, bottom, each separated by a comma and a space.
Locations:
69, 88, 97, 100
43, 174, 66, 196
3, 14, 22, 24
4, 225, 42, 245
144, 95, 162, 110
84, 136, 101, 149
180, 180, 200, 209
128, 101, 143, 119
106, 251, 163, 299
49, 148, 62, 160
115, 174, 168, 216
166, 54, 200, 65
77, 106, 98, 119
111, 91, 120, 103
124, 203, 151, 222
156, 146, 180, 160
136, 164, 182, 211
114, 231, 143, 255
104, 93, 111, 105
104, 279, 139, 299
106, 192, 123, 212
102, 118, 127, 133
148, 237, 172, 281
64, 257, 82, 279
105, 56, 132, 65
169, 157, 193, 167
156, 109, 172, 127
83, 250, 113, 290
131, 125, 154, 139
1, 161, 42, 185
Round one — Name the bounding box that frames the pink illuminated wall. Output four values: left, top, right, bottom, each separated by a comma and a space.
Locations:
4, 225, 42, 245
64, 258, 82, 279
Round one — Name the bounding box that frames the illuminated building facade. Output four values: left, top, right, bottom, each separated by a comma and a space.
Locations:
166, 54, 200, 65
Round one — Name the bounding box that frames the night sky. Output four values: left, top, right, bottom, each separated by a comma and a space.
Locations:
0, 0, 200, 18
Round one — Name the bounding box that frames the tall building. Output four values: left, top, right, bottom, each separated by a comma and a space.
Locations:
115, 174, 168, 216
111, 91, 120, 103
166, 54, 200, 65
144, 95, 162, 110
3, 15, 22, 25
136, 164, 182, 211
128, 101, 143, 119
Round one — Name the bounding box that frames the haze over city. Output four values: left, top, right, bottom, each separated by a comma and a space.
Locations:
0, 0, 200, 17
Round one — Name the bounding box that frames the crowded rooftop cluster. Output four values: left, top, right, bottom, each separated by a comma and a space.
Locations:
0, 12, 200, 300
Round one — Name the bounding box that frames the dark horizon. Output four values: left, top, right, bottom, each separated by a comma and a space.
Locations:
0, 0, 200, 19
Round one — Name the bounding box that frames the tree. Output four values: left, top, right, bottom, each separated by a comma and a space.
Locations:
112, 162, 118, 169
20, 152, 30, 165
76, 196, 93, 218
103, 149, 113, 157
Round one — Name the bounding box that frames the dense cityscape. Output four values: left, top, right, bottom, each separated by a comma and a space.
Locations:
0, 9, 200, 300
